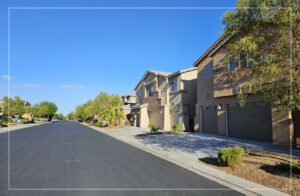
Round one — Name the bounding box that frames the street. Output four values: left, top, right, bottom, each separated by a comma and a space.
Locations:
0, 121, 241, 196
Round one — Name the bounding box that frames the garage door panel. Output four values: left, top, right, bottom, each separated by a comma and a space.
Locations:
202, 107, 218, 134
228, 103, 272, 142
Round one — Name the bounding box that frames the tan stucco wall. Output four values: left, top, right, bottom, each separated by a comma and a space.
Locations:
169, 70, 197, 131
272, 108, 293, 146
139, 105, 149, 128
194, 44, 291, 146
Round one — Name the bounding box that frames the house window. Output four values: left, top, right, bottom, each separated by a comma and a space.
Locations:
147, 84, 155, 97
240, 53, 247, 68
240, 52, 253, 68
170, 78, 178, 92
137, 88, 143, 99
228, 56, 236, 72
228, 53, 253, 72
203, 61, 213, 79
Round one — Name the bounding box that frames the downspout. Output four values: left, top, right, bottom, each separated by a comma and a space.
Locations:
225, 104, 228, 136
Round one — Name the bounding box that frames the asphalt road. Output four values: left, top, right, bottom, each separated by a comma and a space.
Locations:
0, 121, 242, 196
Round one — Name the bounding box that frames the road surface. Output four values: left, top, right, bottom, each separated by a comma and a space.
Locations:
0, 121, 242, 196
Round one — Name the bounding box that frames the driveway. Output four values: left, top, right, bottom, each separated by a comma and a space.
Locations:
103, 127, 300, 159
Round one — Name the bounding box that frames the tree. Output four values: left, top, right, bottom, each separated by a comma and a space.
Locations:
67, 112, 75, 120
223, 0, 300, 146
73, 92, 123, 123
222, 0, 300, 112
54, 113, 65, 120
24, 104, 37, 123
1, 96, 28, 117
34, 101, 58, 121
102, 106, 125, 125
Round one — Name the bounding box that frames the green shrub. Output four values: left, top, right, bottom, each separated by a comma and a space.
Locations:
172, 123, 182, 132
148, 123, 159, 134
218, 146, 245, 167
94, 122, 103, 127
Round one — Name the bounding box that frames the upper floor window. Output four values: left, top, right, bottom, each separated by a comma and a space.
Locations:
228, 52, 253, 72
147, 84, 155, 97
203, 61, 213, 79
137, 88, 143, 99
240, 52, 253, 68
170, 78, 178, 92
228, 56, 236, 72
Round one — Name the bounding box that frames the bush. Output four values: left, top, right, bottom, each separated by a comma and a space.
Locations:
94, 122, 103, 127
148, 123, 159, 134
218, 146, 245, 167
172, 123, 182, 132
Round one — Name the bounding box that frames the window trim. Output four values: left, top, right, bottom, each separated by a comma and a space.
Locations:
146, 83, 155, 97
170, 78, 178, 92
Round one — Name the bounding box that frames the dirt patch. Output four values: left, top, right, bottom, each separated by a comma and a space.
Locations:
199, 152, 300, 195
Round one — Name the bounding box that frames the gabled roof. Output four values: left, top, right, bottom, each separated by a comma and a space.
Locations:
134, 70, 172, 90
192, 35, 230, 67
148, 70, 172, 77
168, 67, 197, 78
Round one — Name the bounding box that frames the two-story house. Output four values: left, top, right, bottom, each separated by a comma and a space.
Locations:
132, 70, 172, 130
132, 68, 197, 131
193, 36, 299, 146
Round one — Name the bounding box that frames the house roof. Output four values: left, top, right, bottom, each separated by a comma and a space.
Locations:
134, 70, 172, 90
148, 70, 173, 77
192, 35, 230, 67
168, 67, 197, 78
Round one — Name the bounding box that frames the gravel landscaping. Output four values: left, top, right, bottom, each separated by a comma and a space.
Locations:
199, 152, 300, 195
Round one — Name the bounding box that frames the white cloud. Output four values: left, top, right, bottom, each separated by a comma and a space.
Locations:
11, 83, 47, 89
2, 75, 12, 80
59, 84, 86, 89
24, 83, 45, 89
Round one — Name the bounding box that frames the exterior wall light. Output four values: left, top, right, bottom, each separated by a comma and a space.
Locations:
216, 105, 222, 110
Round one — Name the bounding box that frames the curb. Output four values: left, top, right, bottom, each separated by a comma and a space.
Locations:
87, 125, 289, 196
0, 122, 48, 134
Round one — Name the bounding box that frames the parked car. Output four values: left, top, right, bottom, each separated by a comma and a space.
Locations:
52, 118, 60, 122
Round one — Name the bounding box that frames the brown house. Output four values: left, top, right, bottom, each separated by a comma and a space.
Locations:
193, 36, 299, 147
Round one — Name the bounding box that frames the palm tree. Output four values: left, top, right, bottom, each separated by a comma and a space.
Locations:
102, 106, 125, 125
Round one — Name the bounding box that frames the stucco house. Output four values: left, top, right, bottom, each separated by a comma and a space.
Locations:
193, 36, 299, 147
131, 68, 197, 131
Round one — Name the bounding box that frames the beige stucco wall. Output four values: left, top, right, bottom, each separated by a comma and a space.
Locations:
169, 70, 197, 131
272, 108, 293, 146
139, 105, 149, 128
194, 44, 291, 146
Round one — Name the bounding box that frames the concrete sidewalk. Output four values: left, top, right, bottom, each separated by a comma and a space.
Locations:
0, 122, 47, 134
88, 125, 289, 196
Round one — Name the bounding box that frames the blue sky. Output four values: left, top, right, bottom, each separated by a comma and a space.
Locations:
0, 0, 236, 114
